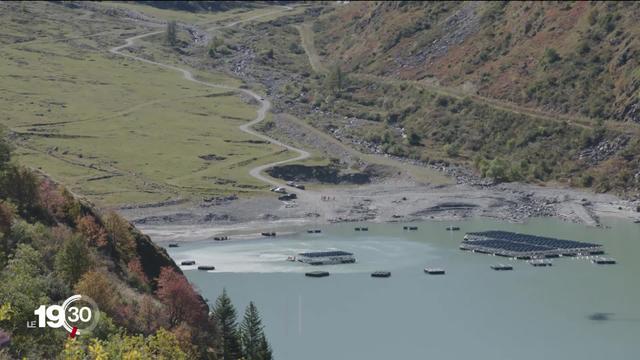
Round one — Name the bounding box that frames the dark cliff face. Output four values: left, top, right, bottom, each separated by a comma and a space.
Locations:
130, 226, 182, 288
266, 164, 372, 184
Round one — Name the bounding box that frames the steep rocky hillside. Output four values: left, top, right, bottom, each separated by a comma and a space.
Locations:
313, 1, 640, 123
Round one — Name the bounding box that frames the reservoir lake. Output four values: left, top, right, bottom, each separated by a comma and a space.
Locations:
165, 218, 640, 360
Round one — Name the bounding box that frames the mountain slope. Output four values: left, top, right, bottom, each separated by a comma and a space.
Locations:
0, 131, 271, 358
313, 1, 640, 123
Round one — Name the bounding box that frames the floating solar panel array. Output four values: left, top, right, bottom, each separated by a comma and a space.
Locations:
298, 251, 354, 258
460, 231, 604, 258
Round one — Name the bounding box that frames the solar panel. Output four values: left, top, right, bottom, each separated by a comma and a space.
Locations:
298, 251, 354, 258
463, 231, 602, 256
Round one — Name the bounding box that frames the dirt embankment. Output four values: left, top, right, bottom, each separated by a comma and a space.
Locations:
266, 164, 372, 184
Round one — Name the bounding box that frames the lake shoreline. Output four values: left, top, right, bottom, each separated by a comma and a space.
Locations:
130, 181, 640, 244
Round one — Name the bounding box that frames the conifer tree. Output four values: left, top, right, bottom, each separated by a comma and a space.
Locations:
240, 301, 268, 360
258, 333, 273, 360
213, 289, 242, 360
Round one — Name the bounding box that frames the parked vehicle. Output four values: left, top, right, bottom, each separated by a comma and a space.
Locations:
279, 193, 297, 201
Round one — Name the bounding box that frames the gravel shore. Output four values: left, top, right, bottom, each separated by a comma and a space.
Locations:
121, 179, 640, 243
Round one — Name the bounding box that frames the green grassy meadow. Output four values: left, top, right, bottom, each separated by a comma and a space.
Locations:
0, 2, 298, 207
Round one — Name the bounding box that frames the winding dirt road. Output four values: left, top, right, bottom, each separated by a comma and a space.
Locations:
109, 6, 309, 192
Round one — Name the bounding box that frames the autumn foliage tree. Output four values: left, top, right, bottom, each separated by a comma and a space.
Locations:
155, 267, 207, 328
127, 256, 150, 288
0, 201, 15, 264
77, 214, 108, 248
104, 211, 137, 261
135, 294, 167, 335
38, 179, 66, 222
54, 234, 93, 286
74, 270, 119, 315
0, 165, 42, 220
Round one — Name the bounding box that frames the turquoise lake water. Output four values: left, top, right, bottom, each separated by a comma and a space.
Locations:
165, 218, 640, 360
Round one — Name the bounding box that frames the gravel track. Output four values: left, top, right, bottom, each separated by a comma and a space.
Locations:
109, 6, 310, 193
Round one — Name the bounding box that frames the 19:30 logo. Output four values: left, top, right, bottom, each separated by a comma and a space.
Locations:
31, 295, 100, 337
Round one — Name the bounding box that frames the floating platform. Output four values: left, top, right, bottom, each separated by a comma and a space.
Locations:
446, 226, 460, 231
592, 257, 616, 265
181, 260, 196, 266
371, 271, 391, 278
529, 259, 552, 267
305, 271, 329, 278
424, 268, 445, 275
461, 230, 603, 259
197, 265, 215, 271
297, 251, 356, 265
168, 243, 179, 248
490, 264, 513, 271
261, 232, 276, 237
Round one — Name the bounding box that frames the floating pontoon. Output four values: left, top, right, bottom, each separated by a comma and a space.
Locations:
371, 271, 391, 278
591, 257, 616, 265
305, 271, 330, 277
490, 264, 513, 271
424, 268, 445, 275
529, 259, 552, 267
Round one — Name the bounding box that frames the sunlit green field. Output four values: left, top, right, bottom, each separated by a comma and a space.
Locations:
0, 2, 296, 206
